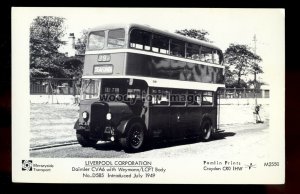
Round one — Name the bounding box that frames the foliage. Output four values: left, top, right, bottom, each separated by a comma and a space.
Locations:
30, 16, 66, 77
175, 29, 210, 42
224, 44, 262, 88
30, 16, 85, 79
61, 56, 84, 78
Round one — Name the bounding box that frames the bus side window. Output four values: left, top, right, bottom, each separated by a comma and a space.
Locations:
186, 43, 200, 61
187, 90, 201, 106
201, 47, 213, 63
170, 39, 185, 57
151, 88, 170, 105
130, 29, 151, 51
127, 88, 141, 99
170, 89, 186, 106
212, 50, 219, 64
202, 91, 213, 106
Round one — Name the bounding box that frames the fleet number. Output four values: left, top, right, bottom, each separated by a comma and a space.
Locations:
264, 162, 279, 167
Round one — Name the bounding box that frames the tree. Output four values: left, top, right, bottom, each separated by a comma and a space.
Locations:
30, 16, 66, 77
249, 62, 263, 89
224, 44, 262, 88
175, 29, 210, 42
224, 66, 235, 88
75, 29, 89, 55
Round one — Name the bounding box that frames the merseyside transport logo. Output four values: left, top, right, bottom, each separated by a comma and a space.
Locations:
22, 160, 32, 171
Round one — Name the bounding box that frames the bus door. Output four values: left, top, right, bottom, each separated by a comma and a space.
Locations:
149, 88, 170, 139
170, 89, 189, 139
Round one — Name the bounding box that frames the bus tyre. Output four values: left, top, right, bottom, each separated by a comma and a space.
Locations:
120, 122, 145, 153
200, 119, 212, 141
76, 131, 97, 147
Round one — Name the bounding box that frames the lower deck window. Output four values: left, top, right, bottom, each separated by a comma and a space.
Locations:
202, 91, 213, 105
127, 88, 142, 99
151, 89, 170, 105
187, 90, 201, 106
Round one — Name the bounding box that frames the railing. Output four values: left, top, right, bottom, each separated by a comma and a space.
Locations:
30, 77, 81, 95
30, 78, 270, 98
218, 88, 269, 98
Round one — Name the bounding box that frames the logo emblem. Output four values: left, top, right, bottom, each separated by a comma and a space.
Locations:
22, 160, 33, 171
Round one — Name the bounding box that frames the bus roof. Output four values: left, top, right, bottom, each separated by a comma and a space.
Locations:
89, 23, 222, 51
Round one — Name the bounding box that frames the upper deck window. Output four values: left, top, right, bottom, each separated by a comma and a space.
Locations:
186, 43, 200, 61
128, 28, 223, 65
200, 47, 213, 63
170, 39, 185, 57
88, 31, 105, 50
130, 29, 151, 51
152, 34, 169, 54
108, 29, 125, 49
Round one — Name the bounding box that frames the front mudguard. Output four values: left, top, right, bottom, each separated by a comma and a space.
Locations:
116, 117, 147, 138
74, 119, 79, 130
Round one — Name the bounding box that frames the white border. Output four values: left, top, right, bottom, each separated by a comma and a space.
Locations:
11, 7, 285, 184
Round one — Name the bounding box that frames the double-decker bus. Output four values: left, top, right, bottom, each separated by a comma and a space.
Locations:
74, 23, 225, 152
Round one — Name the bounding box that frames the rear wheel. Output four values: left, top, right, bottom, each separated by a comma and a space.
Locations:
120, 122, 145, 152
76, 131, 97, 147
200, 119, 212, 141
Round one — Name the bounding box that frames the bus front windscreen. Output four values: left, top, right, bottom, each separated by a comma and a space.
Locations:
88, 31, 105, 50
81, 79, 101, 100
87, 29, 125, 50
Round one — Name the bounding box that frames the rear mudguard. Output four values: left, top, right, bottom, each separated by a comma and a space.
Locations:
200, 113, 215, 133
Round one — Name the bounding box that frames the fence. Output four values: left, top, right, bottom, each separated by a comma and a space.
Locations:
30, 77, 80, 95
30, 78, 270, 98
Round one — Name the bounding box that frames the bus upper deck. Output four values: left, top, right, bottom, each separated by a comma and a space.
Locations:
82, 23, 225, 86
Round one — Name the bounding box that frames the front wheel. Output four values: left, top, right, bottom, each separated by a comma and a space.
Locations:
120, 122, 145, 153
200, 120, 212, 141
76, 131, 97, 147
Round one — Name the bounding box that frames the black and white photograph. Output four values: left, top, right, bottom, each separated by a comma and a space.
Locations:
12, 8, 285, 184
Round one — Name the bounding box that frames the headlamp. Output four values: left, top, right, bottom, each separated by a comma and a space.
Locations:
106, 113, 112, 120
82, 111, 89, 121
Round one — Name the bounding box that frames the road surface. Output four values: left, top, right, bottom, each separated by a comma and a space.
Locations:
30, 122, 269, 159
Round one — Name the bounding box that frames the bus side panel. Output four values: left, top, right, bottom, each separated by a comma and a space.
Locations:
170, 106, 189, 139
83, 53, 126, 76
125, 52, 224, 84
178, 106, 217, 136
185, 107, 203, 135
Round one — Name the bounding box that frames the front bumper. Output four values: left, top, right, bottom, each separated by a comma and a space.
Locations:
77, 122, 117, 141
